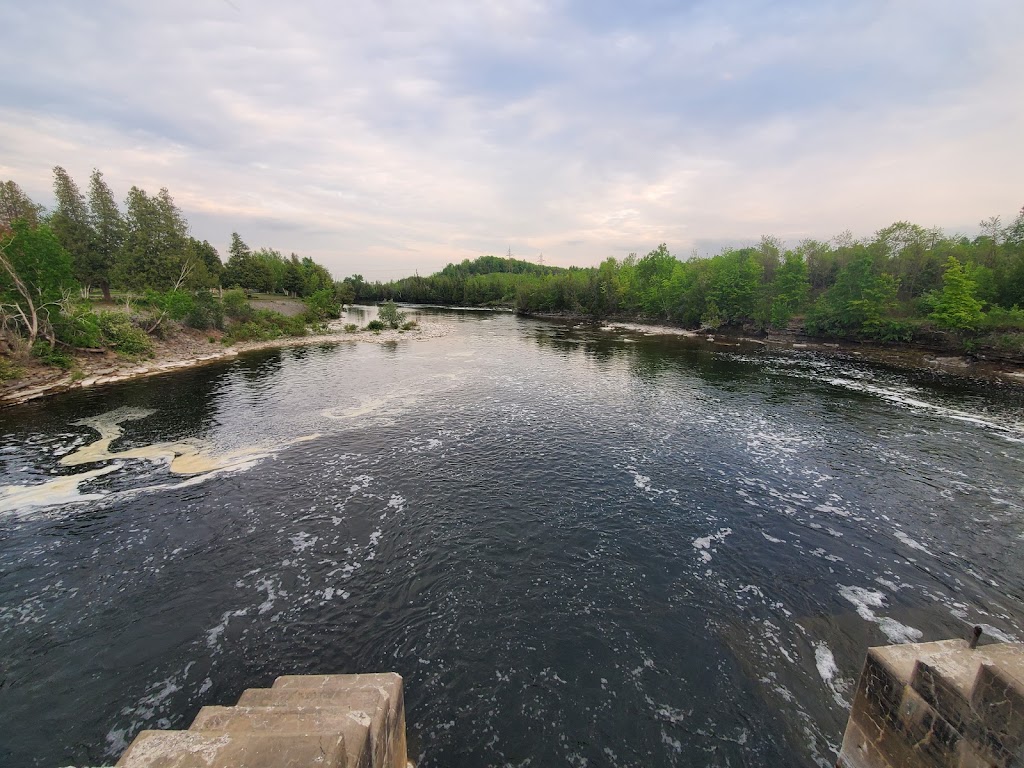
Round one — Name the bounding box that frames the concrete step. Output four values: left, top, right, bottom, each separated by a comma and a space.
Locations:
191, 705, 374, 734
116, 672, 408, 768
237, 687, 388, 713
116, 730, 346, 768
271, 673, 402, 694
236, 678, 406, 768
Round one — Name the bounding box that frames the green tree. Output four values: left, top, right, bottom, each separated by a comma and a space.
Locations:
0, 180, 44, 229
186, 238, 222, 288
768, 252, 810, 328
807, 252, 899, 338
929, 257, 984, 331
284, 254, 304, 296
50, 166, 96, 297
706, 249, 762, 324
252, 247, 287, 293
300, 257, 333, 296
224, 232, 256, 289
0, 221, 76, 346
87, 169, 124, 301
305, 288, 341, 320
115, 186, 192, 291
334, 279, 356, 305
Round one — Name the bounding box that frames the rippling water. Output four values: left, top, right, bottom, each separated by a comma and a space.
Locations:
2, 307, 1024, 767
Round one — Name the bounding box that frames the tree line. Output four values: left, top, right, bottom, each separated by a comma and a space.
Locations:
0, 169, 354, 373
356, 214, 1024, 347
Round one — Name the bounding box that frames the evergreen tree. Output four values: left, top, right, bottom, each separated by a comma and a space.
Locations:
0, 180, 44, 229
284, 254, 304, 296
115, 186, 191, 290
87, 169, 123, 301
50, 166, 96, 296
186, 238, 223, 288
224, 232, 256, 289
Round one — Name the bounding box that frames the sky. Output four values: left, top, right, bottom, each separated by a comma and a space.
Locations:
2, 0, 1022, 280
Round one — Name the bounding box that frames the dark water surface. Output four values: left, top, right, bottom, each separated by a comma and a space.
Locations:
2, 308, 1024, 767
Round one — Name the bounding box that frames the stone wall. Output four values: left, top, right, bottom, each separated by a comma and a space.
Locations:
116, 672, 409, 768
837, 638, 1024, 768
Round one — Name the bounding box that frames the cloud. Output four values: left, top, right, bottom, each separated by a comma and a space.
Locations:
1, 0, 1022, 278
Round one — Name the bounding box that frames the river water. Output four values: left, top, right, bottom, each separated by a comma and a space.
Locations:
2, 307, 1023, 767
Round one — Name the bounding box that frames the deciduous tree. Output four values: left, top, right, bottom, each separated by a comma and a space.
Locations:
0, 221, 76, 347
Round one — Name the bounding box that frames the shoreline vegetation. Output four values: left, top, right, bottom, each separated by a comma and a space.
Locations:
352, 214, 1024, 363
0, 167, 429, 405
3, 166, 1024, 402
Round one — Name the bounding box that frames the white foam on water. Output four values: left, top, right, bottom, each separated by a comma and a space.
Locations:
692, 528, 732, 563
838, 585, 923, 643
661, 729, 683, 752
206, 608, 249, 649
814, 503, 850, 518
814, 642, 849, 709
290, 532, 318, 553
891, 528, 933, 556
826, 378, 1024, 440
631, 471, 652, 491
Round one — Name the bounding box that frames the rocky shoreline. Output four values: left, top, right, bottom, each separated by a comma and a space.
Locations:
532, 312, 1024, 386
0, 320, 452, 408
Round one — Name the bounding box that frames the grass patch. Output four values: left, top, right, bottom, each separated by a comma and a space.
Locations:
0, 357, 25, 381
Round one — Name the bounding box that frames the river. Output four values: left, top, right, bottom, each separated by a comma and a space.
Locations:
2, 306, 1023, 767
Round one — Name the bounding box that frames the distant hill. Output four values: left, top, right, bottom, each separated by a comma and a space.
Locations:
437, 255, 566, 278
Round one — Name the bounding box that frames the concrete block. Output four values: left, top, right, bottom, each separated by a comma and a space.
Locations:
116, 672, 409, 768
837, 640, 1024, 768
269, 674, 407, 768
836, 718, 897, 768
968, 663, 1023, 764
116, 730, 346, 768
910, 660, 975, 735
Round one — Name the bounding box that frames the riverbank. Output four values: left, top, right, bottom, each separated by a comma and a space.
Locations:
0, 319, 453, 408
527, 311, 1024, 385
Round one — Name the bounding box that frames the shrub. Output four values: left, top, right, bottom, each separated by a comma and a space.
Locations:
185, 291, 223, 330
365, 319, 385, 331
149, 290, 195, 321
977, 331, 1024, 354
32, 342, 74, 369
224, 309, 308, 343
871, 318, 916, 343
981, 306, 1024, 331
305, 289, 341, 321
401, 320, 418, 330
377, 301, 406, 329
222, 289, 253, 321
96, 311, 153, 355
344, 323, 359, 333
52, 305, 104, 349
